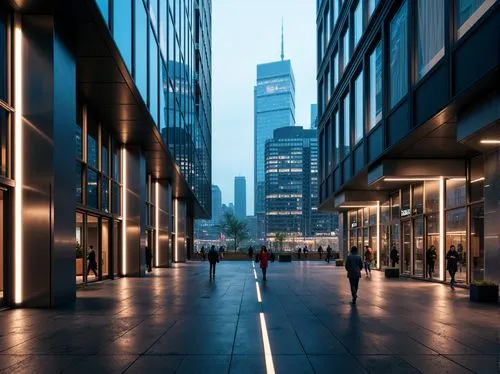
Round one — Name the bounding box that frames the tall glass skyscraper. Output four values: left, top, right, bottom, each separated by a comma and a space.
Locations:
254, 60, 296, 220
234, 176, 247, 220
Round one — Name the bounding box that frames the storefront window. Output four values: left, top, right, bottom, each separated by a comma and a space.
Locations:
76, 212, 84, 284
401, 188, 411, 218
471, 155, 484, 202
446, 178, 466, 209
470, 203, 484, 281
446, 207, 467, 284
413, 184, 423, 214
391, 192, 400, 221
424, 180, 439, 213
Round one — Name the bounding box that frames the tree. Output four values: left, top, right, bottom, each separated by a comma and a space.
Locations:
275, 232, 286, 252
219, 212, 248, 252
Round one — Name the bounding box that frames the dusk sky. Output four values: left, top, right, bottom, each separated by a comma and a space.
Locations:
212, 0, 317, 214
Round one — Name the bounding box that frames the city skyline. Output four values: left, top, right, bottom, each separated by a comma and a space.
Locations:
212, 0, 317, 212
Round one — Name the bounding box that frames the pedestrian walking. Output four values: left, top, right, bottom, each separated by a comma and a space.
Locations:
364, 246, 373, 276
218, 246, 224, 260
318, 245, 323, 260
345, 246, 363, 304
326, 245, 332, 263
426, 245, 437, 278
446, 245, 459, 289
303, 245, 308, 259
259, 245, 270, 281
208, 245, 219, 278
200, 246, 206, 261
297, 247, 301, 260
390, 244, 399, 267
248, 246, 254, 259
145, 245, 153, 272
87, 245, 98, 278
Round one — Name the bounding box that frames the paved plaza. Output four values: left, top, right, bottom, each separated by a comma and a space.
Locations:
0, 260, 498, 373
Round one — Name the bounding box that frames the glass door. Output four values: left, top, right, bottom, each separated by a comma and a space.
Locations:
402, 220, 411, 274
414, 217, 424, 277
76, 212, 85, 284
113, 220, 120, 277
86, 215, 99, 282
101, 219, 109, 278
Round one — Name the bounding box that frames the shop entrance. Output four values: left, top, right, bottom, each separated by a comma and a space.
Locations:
76, 212, 107, 284
402, 220, 411, 274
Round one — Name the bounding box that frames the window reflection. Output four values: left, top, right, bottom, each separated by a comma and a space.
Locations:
113, 0, 132, 73
417, 0, 445, 79
389, 1, 408, 108
135, 0, 148, 100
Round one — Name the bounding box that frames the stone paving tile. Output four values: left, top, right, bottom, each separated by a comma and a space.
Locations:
0, 261, 498, 373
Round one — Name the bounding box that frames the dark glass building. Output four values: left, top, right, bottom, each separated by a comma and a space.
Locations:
265, 126, 337, 238
195, 185, 221, 241
0, 0, 211, 307
317, 0, 499, 285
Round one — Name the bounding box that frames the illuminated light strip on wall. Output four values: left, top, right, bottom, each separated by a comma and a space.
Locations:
376, 201, 380, 270
174, 199, 178, 263
256, 282, 262, 303
479, 139, 500, 144
155, 181, 159, 267
340, 205, 378, 209
471, 177, 485, 183
384, 177, 440, 182
439, 176, 445, 281
14, 24, 23, 305
122, 147, 128, 275
259, 312, 276, 374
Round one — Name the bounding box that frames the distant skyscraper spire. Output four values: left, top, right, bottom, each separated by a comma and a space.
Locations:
281, 18, 284, 61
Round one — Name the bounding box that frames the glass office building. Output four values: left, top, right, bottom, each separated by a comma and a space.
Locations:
0, 0, 211, 307
265, 126, 337, 238
254, 60, 295, 238
317, 0, 499, 286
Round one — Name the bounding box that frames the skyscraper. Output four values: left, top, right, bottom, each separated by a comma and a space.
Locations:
234, 177, 247, 220
254, 28, 296, 237
265, 126, 336, 237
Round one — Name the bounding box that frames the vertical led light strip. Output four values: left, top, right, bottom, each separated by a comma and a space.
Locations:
174, 199, 178, 262
376, 201, 380, 270
122, 147, 127, 275
259, 313, 276, 374
14, 24, 23, 305
439, 176, 445, 281
155, 181, 159, 267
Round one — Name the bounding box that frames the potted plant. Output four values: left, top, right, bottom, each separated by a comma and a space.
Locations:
470, 280, 498, 303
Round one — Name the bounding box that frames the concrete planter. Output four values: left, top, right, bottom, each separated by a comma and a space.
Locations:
385, 268, 400, 278
279, 254, 292, 262
335, 259, 344, 266
470, 284, 498, 303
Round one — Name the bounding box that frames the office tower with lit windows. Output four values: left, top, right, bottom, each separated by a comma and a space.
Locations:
317, 0, 499, 285
0, 0, 211, 307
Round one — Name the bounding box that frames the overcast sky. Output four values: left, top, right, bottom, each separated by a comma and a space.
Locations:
212, 0, 317, 215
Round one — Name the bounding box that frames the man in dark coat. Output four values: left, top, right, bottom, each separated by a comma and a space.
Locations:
446, 245, 459, 289
208, 245, 219, 278
345, 246, 363, 304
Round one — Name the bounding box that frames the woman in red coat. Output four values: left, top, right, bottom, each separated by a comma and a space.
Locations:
259, 245, 270, 281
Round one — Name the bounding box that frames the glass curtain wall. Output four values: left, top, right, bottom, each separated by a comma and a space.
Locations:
417, 0, 445, 80
389, 1, 408, 108
75, 105, 122, 283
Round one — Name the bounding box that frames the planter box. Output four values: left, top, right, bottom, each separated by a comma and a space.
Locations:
470, 284, 498, 303
385, 268, 400, 278
279, 254, 292, 262
335, 259, 344, 266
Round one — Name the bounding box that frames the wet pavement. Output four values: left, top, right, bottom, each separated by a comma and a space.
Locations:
0, 260, 498, 373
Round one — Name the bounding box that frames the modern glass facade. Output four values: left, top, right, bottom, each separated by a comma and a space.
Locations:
234, 176, 247, 220
317, 0, 500, 286
0, 0, 211, 307
265, 126, 337, 238
254, 60, 295, 223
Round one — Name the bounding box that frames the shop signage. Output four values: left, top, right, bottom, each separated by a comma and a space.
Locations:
351, 222, 358, 228
400, 208, 411, 217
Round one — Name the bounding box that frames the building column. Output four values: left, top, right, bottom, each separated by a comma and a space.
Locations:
122, 146, 147, 277
156, 180, 171, 268
173, 199, 187, 263
14, 15, 76, 307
